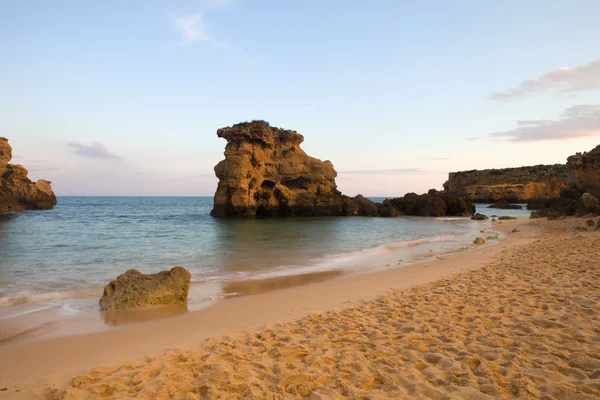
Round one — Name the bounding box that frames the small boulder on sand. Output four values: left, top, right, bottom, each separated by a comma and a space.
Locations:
99, 267, 191, 310
473, 237, 485, 245
471, 213, 489, 220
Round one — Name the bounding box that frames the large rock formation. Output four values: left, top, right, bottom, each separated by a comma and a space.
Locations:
211, 121, 475, 218
443, 165, 567, 203
99, 267, 191, 311
0, 137, 57, 213
529, 145, 600, 218
564, 145, 600, 198
211, 121, 343, 217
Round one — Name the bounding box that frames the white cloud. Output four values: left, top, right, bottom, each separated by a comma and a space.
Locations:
173, 0, 235, 46
490, 105, 600, 141
489, 59, 600, 101
68, 142, 121, 159
174, 13, 213, 44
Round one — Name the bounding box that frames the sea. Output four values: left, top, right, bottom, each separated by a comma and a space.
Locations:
0, 197, 530, 338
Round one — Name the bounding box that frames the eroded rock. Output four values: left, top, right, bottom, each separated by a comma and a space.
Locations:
211, 121, 343, 217
99, 267, 191, 310
0, 138, 57, 213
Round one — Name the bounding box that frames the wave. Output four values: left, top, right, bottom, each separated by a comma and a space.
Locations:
206, 232, 471, 284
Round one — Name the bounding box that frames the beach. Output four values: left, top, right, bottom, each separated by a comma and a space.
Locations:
0, 217, 596, 398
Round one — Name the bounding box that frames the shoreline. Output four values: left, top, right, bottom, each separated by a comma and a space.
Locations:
0, 218, 531, 397
0, 216, 500, 345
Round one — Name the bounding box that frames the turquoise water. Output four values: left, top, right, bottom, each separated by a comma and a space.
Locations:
0, 197, 528, 319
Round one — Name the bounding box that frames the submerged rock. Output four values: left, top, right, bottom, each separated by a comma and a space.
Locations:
0, 138, 57, 213
99, 267, 191, 310
498, 216, 516, 220
473, 237, 485, 245
471, 213, 489, 220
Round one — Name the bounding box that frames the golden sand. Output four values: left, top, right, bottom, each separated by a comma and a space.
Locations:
47, 218, 600, 399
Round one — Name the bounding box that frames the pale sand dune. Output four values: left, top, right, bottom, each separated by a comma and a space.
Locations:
46, 218, 600, 399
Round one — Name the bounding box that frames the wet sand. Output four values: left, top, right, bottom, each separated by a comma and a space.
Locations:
2, 218, 599, 398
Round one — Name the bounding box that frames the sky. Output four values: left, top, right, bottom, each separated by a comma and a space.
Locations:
1, 0, 600, 196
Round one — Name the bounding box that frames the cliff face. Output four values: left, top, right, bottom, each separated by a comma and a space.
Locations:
443, 165, 567, 203
565, 145, 600, 198
0, 137, 57, 213
211, 121, 343, 217
211, 121, 475, 218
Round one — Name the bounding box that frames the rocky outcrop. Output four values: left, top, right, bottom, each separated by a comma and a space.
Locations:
0, 138, 57, 213
99, 267, 191, 311
564, 145, 600, 198
381, 190, 475, 217
528, 145, 600, 218
443, 165, 567, 203
341, 191, 474, 217
529, 194, 600, 219
211, 121, 476, 218
211, 121, 343, 217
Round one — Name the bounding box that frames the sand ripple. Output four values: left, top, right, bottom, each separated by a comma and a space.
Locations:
49, 219, 600, 399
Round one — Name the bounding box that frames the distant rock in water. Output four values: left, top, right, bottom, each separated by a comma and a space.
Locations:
211, 121, 343, 217
210, 121, 475, 218
382, 190, 475, 217
443, 164, 566, 203
488, 200, 522, 209
99, 267, 191, 311
0, 137, 57, 213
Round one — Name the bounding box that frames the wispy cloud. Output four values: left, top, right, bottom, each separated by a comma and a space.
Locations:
67, 142, 121, 159
132, 171, 164, 176
490, 105, 600, 141
28, 167, 68, 172
465, 137, 478, 142
173, 0, 233, 46
339, 168, 424, 175
172, 1, 260, 65
174, 13, 214, 44
189, 173, 216, 179
489, 59, 600, 101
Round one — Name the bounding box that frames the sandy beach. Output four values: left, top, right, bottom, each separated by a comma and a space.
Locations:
1, 217, 599, 399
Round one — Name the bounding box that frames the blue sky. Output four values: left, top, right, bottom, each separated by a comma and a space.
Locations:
1, 0, 599, 196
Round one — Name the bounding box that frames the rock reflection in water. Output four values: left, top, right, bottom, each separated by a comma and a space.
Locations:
101, 303, 188, 327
